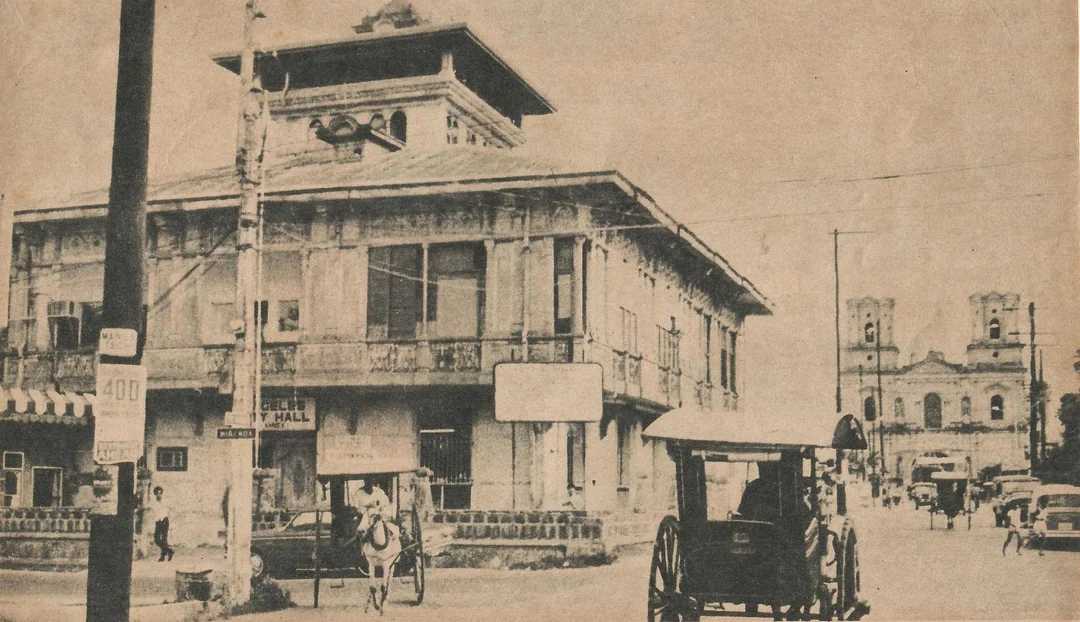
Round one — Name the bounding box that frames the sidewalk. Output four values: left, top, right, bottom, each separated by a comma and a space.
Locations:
0, 546, 230, 622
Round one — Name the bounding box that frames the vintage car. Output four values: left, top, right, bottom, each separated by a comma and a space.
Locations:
1029, 484, 1080, 541
907, 482, 937, 509
990, 475, 1040, 527
251, 509, 362, 578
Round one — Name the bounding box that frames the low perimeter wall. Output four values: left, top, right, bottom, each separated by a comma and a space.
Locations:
0, 508, 91, 569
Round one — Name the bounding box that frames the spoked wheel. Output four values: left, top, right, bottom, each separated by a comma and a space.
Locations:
648, 516, 695, 621
410, 506, 425, 605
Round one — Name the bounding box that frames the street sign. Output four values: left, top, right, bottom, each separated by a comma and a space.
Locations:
92, 363, 147, 464
98, 328, 138, 358
218, 427, 256, 440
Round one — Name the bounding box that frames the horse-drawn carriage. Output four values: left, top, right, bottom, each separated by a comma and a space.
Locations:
927, 471, 973, 530
643, 408, 870, 621
250, 467, 426, 612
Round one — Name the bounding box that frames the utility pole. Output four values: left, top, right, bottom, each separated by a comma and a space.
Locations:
833, 230, 841, 416
1038, 350, 1047, 464
227, 0, 265, 606
876, 318, 886, 474
1028, 302, 1038, 473
85, 1, 154, 620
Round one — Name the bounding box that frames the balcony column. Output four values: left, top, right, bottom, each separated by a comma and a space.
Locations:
572, 236, 585, 363
483, 239, 495, 336
421, 243, 430, 338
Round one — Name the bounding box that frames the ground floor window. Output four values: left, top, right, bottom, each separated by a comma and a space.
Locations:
420, 408, 472, 510
156, 446, 188, 472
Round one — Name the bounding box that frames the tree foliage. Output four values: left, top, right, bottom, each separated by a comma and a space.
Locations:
1039, 393, 1080, 485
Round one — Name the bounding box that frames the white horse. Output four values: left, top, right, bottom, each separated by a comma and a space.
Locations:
358, 512, 402, 615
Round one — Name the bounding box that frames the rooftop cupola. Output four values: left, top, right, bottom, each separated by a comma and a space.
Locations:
213, 1, 554, 155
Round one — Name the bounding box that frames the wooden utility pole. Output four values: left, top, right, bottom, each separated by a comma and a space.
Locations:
1028, 302, 1038, 472
875, 318, 886, 474
85, 1, 154, 620
1038, 350, 1047, 464
833, 230, 841, 416
227, 0, 265, 606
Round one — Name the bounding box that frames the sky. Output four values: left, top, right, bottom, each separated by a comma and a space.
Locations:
1, 0, 1077, 431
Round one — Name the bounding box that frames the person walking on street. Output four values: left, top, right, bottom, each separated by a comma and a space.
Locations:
150, 485, 175, 562
1029, 505, 1047, 557
1001, 504, 1023, 556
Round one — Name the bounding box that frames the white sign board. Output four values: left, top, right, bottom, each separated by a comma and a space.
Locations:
93, 363, 147, 464
494, 363, 604, 422
317, 434, 417, 476
258, 397, 316, 431
98, 328, 138, 358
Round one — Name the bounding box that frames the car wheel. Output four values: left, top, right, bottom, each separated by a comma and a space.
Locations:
251, 551, 266, 580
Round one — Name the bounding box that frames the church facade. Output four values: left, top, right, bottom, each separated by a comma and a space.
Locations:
841, 293, 1031, 480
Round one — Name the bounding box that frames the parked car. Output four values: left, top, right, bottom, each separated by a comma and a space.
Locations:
1029, 484, 1080, 541
908, 482, 937, 509
251, 510, 360, 578
990, 475, 1040, 527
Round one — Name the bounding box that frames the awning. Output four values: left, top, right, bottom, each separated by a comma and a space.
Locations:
643, 405, 865, 451
0, 386, 95, 426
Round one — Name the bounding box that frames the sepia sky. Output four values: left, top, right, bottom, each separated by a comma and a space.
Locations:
1, 0, 1077, 433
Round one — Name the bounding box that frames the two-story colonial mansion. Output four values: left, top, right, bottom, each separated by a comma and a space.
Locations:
0, 3, 770, 547
841, 293, 1032, 481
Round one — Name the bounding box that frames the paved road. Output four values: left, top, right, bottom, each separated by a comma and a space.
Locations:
2, 497, 1078, 621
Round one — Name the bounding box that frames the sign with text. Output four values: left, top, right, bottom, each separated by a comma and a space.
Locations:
494, 363, 603, 422
258, 397, 316, 431
217, 427, 256, 440
317, 433, 416, 476
98, 328, 138, 358
93, 363, 147, 464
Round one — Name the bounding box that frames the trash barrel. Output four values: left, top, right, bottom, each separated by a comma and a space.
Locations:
175, 569, 213, 602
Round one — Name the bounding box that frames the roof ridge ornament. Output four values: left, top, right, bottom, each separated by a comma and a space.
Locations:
354, 1, 429, 34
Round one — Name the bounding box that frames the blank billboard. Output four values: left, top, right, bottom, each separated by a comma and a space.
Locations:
494, 362, 603, 422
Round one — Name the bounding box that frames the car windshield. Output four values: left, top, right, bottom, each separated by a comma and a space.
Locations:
1041, 494, 1080, 508
287, 512, 333, 531
1001, 481, 1037, 495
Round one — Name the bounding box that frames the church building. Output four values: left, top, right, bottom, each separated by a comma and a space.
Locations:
841, 293, 1032, 480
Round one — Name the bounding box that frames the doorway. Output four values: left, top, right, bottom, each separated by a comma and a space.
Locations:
32, 467, 62, 507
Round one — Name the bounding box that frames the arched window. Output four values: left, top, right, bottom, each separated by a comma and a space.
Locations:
961, 396, 971, 418
990, 395, 1004, 420
924, 393, 942, 429
389, 111, 407, 142
864, 395, 876, 422
864, 322, 876, 344
988, 318, 1000, 340
894, 397, 904, 419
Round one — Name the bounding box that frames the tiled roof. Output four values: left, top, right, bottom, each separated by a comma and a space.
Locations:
42, 146, 589, 210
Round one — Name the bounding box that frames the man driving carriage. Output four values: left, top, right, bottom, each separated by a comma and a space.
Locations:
352, 478, 400, 543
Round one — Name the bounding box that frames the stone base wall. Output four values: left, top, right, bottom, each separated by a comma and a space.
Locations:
0, 508, 93, 569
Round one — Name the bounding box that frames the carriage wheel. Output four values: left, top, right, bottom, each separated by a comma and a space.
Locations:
411, 506, 426, 605
648, 516, 693, 621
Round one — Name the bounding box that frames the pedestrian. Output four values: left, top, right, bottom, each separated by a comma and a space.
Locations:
150, 485, 175, 562
1001, 504, 1023, 556
1028, 505, 1047, 557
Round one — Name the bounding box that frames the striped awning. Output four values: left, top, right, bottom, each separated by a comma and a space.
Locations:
0, 386, 95, 425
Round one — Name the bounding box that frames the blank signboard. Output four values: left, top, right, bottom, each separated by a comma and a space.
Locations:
493, 363, 603, 422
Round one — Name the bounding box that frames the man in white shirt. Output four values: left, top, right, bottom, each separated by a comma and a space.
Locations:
1001, 504, 1023, 556
149, 485, 175, 562
353, 479, 398, 541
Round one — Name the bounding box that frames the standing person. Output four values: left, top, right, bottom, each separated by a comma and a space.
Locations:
1001, 504, 1023, 556
1029, 505, 1047, 557
150, 485, 175, 562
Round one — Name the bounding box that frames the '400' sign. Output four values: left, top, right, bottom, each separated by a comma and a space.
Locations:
93, 364, 147, 465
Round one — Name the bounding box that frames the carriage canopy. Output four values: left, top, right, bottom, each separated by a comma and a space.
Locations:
642, 405, 867, 452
